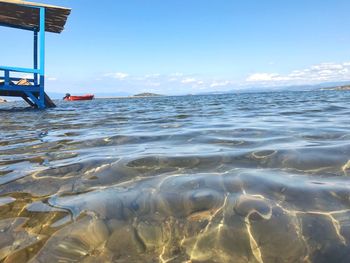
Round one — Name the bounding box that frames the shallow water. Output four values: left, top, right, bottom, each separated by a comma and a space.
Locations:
1, 90, 350, 262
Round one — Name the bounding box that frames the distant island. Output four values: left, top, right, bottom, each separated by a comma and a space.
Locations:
321, 85, 350, 91
133, 92, 163, 97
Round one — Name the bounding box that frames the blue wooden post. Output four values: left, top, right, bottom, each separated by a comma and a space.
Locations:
39, 7, 45, 108
34, 30, 38, 86
4, 70, 9, 85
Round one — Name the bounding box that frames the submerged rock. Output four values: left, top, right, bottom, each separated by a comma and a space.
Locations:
30, 217, 111, 262
0, 218, 44, 262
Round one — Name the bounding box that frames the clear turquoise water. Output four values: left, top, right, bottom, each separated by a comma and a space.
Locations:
1, 90, 350, 262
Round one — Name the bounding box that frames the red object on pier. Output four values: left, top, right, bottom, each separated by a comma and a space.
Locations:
64, 94, 94, 101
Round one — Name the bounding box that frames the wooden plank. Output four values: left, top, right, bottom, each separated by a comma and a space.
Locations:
0, 0, 71, 33
0, 0, 70, 10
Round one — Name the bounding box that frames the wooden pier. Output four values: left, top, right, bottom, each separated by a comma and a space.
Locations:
0, 0, 71, 108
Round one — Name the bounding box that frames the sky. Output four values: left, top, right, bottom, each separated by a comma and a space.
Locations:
1, 0, 350, 95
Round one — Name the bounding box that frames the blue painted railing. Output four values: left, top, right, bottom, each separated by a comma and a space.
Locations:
0, 5, 47, 108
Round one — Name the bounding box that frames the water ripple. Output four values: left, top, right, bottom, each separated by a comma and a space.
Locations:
1, 90, 350, 262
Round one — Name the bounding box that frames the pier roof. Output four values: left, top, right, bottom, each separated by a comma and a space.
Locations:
0, 0, 71, 33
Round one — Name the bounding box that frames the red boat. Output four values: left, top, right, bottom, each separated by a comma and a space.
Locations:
63, 94, 94, 101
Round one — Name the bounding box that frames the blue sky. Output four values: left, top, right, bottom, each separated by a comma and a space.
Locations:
1, 0, 350, 95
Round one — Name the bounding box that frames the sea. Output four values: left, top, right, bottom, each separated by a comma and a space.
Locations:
1, 90, 350, 262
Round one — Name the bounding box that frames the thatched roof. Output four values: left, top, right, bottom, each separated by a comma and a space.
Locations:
0, 0, 71, 33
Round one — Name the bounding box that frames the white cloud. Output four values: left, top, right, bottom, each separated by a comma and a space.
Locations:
170, 72, 184, 77
47, 77, 57, 81
288, 70, 305, 78
97, 61, 350, 95
246, 61, 350, 85
181, 77, 197, 84
246, 73, 281, 82
144, 73, 161, 79
166, 73, 182, 82
210, 81, 231, 88
145, 82, 161, 87
104, 72, 129, 80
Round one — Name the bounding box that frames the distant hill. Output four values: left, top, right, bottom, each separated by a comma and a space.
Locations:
320, 85, 350, 91
133, 92, 162, 97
